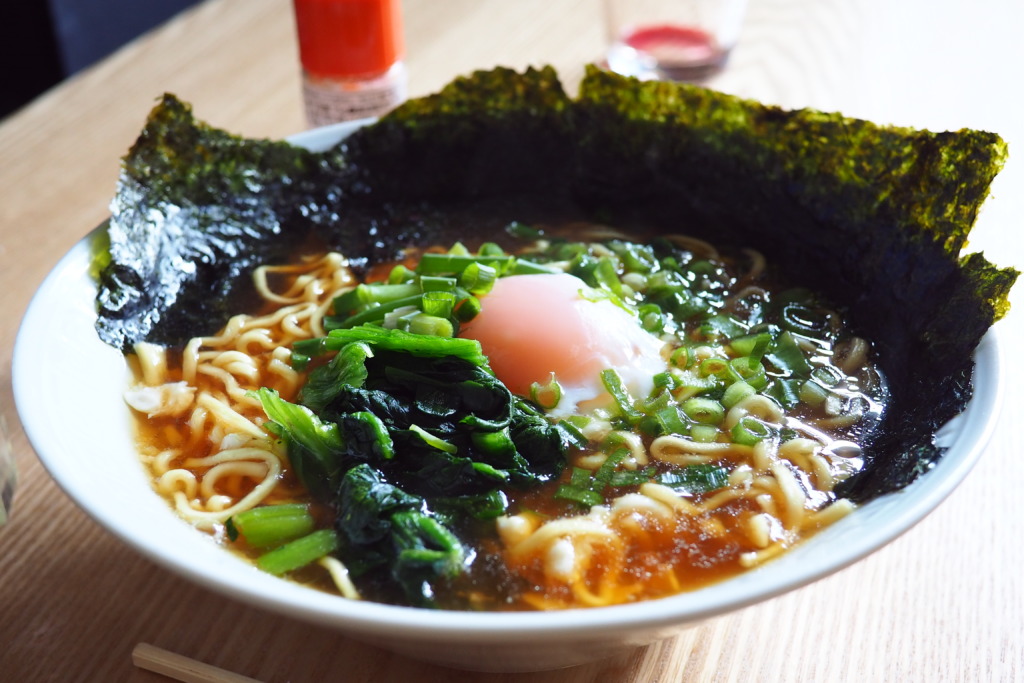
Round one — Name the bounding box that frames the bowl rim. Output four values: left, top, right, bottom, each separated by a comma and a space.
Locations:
11, 120, 1003, 643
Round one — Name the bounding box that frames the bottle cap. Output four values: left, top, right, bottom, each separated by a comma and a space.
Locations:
293, 0, 404, 80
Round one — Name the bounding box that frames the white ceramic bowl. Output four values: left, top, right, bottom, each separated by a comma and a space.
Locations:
12, 122, 1003, 672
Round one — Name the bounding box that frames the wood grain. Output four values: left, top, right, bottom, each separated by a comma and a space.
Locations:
1, 0, 1022, 681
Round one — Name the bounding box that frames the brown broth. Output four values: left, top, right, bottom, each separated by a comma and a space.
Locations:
131, 230, 886, 611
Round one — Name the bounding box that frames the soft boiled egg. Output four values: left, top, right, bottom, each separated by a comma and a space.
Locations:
459, 273, 669, 415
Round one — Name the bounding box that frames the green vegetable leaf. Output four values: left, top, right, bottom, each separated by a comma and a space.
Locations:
256, 388, 345, 502
334, 464, 466, 606
299, 341, 373, 413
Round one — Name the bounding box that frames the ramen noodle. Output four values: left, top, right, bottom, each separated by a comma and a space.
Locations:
125, 231, 884, 610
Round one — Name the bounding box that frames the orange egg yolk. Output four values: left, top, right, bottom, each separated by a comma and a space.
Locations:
459, 273, 668, 413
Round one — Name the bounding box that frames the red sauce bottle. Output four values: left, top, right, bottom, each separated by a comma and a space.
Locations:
292, 0, 407, 126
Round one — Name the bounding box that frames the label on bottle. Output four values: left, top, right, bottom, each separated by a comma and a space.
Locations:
302, 63, 408, 126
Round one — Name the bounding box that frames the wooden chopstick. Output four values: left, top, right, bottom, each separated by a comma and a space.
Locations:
132, 643, 263, 683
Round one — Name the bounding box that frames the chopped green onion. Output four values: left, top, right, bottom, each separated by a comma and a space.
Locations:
811, 365, 846, 387
386, 305, 424, 331
417, 253, 513, 276
681, 397, 725, 425
563, 414, 593, 432
599, 431, 634, 454
655, 406, 689, 435
608, 468, 655, 487
290, 351, 311, 371
638, 303, 665, 332
389, 264, 413, 284
731, 416, 775, 446
656, 464, 729, 494
227, 503, 316, 548
646, 268, 685, 294
670, 289, 713, 321
799, 379, 830, 407
420, 291, 456, 319
331, 284, 372, 314
765, 331, 813, 378
689, 259, 718, 277
701, 315, 748, 341
636, 391, 672, 419
600, 369, 643, 422
326, 293, 422, 329
592, 449, 629, 489
699, 357, 729, 378
292, 336, 329, 358
554, 450, 630, 508
459, 262, 499, 294
673, 369, 718, 396
767, 378, 803, 409
553, 484, 604, 508
611, 240, 658, 274
690, 424, 719, 443
727, 356, 768, 390
554, 466, 602, 506
554, 417, 588, 449
670, 346, 690, 368
721, 380, 755, 409
594, 256, 624, 297
569, 466, 592, 488
552, 242, 588, 261
419, 275, 457, 293
729, 332, 772, 359
530, 375, 563, 410
511, 259, 560, 275
652, 371, 680, 392
568, 252, 600, 284
781, 302, 830, 336
256, 529, 339, 576
635, 415, 661, 438
478, 242, 506, 256
334, 283, 419, 315
453, 293, 482, 322
505, 221, 541, 240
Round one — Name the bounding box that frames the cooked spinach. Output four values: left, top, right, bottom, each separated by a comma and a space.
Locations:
334, 464, 465, 605
257, 326, 579, 605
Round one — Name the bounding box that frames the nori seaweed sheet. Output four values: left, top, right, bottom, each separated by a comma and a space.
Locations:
95, 94, 348, 350
568, 67, 1016, 500
94, 66, 1017, 502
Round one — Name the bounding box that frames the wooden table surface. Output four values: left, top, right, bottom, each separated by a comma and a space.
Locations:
2, 0, 1022, 680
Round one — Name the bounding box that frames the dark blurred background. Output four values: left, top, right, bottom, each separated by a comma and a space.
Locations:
1, 0, 201, 119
